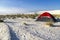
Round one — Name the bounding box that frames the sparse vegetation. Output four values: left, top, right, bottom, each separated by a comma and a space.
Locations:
23, 22, 28, 25
0, 20, 4, 22
0, 13, 60, 20
0, 13, 39, 19
46, 22, 54, 26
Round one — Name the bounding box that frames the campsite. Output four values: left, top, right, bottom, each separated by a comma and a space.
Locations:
0, 0, 60, 40
0, 11, 60, 40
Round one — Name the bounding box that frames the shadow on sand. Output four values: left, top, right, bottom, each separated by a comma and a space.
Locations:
44, 18, 60, 27
51, 25, 60, 27
56, 18, 60, 22
9, 27, 19, 40
51, 18, 60, 27
5, 23, 19, 40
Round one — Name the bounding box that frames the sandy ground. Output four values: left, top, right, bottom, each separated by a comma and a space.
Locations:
0, 18, 60, 40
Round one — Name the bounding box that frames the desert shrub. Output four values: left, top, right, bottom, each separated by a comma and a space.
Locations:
12, 17, 16, 19
0, 20, 4, 22
23, 22, 28, 25
46, 22, 54, 26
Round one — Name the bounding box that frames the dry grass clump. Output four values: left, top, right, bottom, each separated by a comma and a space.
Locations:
0, 20, 4, 22
23, 22, 29, 26
45, 22, 54, 26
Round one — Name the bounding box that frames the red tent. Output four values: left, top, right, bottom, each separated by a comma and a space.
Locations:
36, 12, 56, 22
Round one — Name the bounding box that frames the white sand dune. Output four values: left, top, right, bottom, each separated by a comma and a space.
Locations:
0, 23, 10, 40
0, 18, 60, 40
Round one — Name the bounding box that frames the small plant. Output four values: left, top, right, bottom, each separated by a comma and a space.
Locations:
46, 22, 54, 26
0, 19, 4, 22
23, 22, 27, 25
23, 22, 29, 26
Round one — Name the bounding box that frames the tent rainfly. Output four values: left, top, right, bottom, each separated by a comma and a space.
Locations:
36, 12, 57, 22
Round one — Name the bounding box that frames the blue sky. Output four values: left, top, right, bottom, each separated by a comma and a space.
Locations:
0, 0, 60, 14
